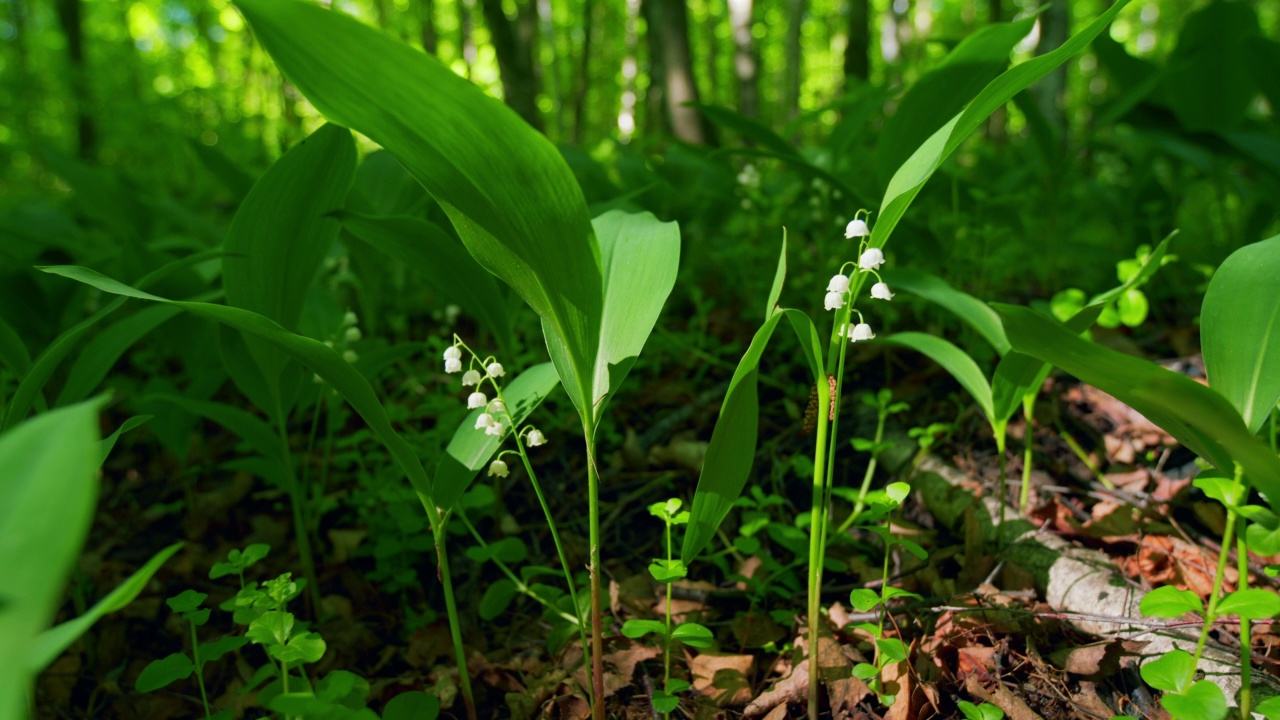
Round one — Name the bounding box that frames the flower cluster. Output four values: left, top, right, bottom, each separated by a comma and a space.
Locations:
823, 212, 890, 342
316, 310, 363, 384
442, 336, 549, 478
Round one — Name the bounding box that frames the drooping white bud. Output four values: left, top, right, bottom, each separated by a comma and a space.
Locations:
824, 291, 845, 311
444, 357, 462, 373
489, 400, 506, 414
870, 282, 894, 301
461, 369, 482, 387
859, 248, 885, 271
827, 274, 850, 293
487, 362, 505, 378
475, 413, 495, 430
485, 421, 505, 437
443, 346, 462, 362
850, 323, 875, 342
488, 459, 509, 478
845, 218, 870, 238
526, 429, 546, 447
467, 392, 487, 409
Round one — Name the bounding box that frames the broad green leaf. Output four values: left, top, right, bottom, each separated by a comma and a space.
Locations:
337, 211, 511, 350
766, 233, 786, 322
648, 559, 688, 583
0, 400, 100, 718
382, 691, 441, 720
882, 269, 1009, 355
621, 619, 667, 640
234, 0, 601, 417
682, 311, 785, 564
1215, 589, 1280, 621
874, 17, 1036, 185
1160, 1, 1261, 133
1140, 649, 1193, 693
1140, 586, 1204, 618
995, 303, 1280, 507
267, 692, 335, 716
479, 579, 519, 620
1161, 679, 1227, 720
876, 638, 909, 664
1256, 695, 1280, 720
584, 210, 680, 423
1248, 522, 1280, 556
990, 305, 1104, 426
152, 396, 285, 469
881, 332, 994, 427
690, 103, 798, 158
432, 363, 561, 512
222, 123, 355, 420
871, 0, 1133, 254
849, 589, 881, 612
0, 318, 31, 376
40, 265, 433, 501
98, 415, 153, 466
1201, 234, 1280, 434
671, 622, 714, 648
135, 653, 195, 693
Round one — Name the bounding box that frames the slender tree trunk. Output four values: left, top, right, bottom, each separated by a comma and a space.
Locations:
9, 0, 31, 136
641, 0, 667, 138
782, 0, 805, 121
986, 0, 1006, 141
844, 0, 869, 87
1035, 2, 1069, 138
646, 0, 713, 144
617, 0, 640, 141
54, 0, 95, 159
460, 0, 476, 78
989, 0, 1001, 22
537, 0, 560, 139
572, 0, 595, 143
480, 0, 544, 130
728, 0, 758, 118
420, 0, 438, 53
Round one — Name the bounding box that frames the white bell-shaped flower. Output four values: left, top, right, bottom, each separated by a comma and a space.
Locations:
845, 218, 870, 238
444, 357, 462, 373
870, 282, 894, 300
485, 421, 505, 437
487, 362, 505, 378
850, 323, 875, 342
467, 391, 487, 409
824, 291, 844, 311
489, 400, 506, 414
527, 429, 546, 447
444, 346, 462, 373
827, 274, 850, 293
859, 248, 885, 271
444, 346, 462, 362
461, 369, 482, 387
474, 412, 495, 430
488, 459, 509, 478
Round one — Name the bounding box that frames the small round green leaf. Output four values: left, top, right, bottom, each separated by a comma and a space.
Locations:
1140, 586, 1204, 619
479, 579, 519, 620
651, 691, 679, 714
671, 622, 714, 648
166, 589, 207, 614
135, 652, 195, 693
852, 662, 878, 680
1215, 589, 1280, 621
621, 619, 667, 640
1140, 649, 1194, 693
849, 589, 881, 612
1161, 679, 1227, 720
876, 638, 909, 664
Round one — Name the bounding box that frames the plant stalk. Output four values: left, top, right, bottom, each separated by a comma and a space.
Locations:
586, 435, 605, 720
189, 620, 210, 718
806, 379, 831, 720
428, 507, 477, 720
1019, 396, 1035, 514
1236, 523, 1252, 718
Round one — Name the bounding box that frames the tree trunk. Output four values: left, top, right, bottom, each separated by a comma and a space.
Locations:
480, 0, 544, 131
460, 0, 475, 78
53, 0, 95, 159
844, 0, 869, 86
572, 0, 595, 143
420, 0, 438, 53
782, 0, 805, 121
728, 0, 758, 118
646, 0, 712, 144
1035, 2, 1069, 138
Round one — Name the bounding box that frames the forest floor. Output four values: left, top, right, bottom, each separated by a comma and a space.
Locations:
33, 341, 1280, 720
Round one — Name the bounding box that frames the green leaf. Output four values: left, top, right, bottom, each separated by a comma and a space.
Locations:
990, 305, 1104, 427
648, 559, 688, 583
167, 590, 207, 614
271, 632, 326, 665
958, 701, 1005, 720
881, 586, 922, 603
885, 482, 911, 506
1160, 1, 1261, 133
882, 269, 1009, 355
233, 0, 602, 418
874, 16, 1036, 186
466, 537, 529, 566
682, 311, 785, 564
382, 691, 440, 720
1193, 472, 1244, 508
432, 363, 561, 512
671, 623, 714, 648
1201, 234, 1280, 434
248, 611, 294, 648
1140, 649, 1193, 693
651, 690, 680, 714
1116, 289, 1148, 328
881, 332, 993, 426
39, 265, 434, 502
1256, 695, 1280, 720
1247, 522, 1280, 556
849, 589, 881, 612
1161, 679, 1228, 720
1215, 589, 1280, 621
0, 318, 32, 377
479, 579, 518, 620
995, 303, 1280, 506
56, 303, 184, 405
852, 663, 878, 680
135, 653, 195, 693
876, 638, 909, 664
665, 678, 691, 694
98, 415, 153, 466
765, 233, 787, 321
621, 619, 667, 640
198, 635, 249, 664
691, 103, 798, 158
337, 211, 511, 349
267, 692, 336, 715
222, 123, 355, 419
871, 0, 1133, 253
1140, 586, 1204, 618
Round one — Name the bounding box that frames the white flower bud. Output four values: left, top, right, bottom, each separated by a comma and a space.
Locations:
850, 323, 875, 342
526, 429, 546, 447
445, 305, 461, 324
443, 346, 462, 362
343, 350, 359, 363
487, 362, 505, 378
489, 400, 506, 414
859, 248, 885, 271
824, 291, 845, 311
488, 459, 509, 478
467, 391, 487, 409
485, 421, 505, 437
345, 326, 362, 342
845, 218, 870, 238
444, 357, 462, 373
461, 369, 482, 387
827, 274, 850, 293
870, 282, 894, 300
475, 413, 495, 430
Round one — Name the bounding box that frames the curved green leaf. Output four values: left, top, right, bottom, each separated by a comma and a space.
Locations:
995, 303, 1280, 506
882, 269, 1009, 355
135, 652, 196, 693
98, 415, 153, 466
990, 305, 1104, 426
39, 265, 433, 501
1162, 680, 1227, 720
382, 691, 440, 720
1201, 234, 1280, 434
234, 0, 601, 417
57, 303, 185, 405
881, 332, 994, 426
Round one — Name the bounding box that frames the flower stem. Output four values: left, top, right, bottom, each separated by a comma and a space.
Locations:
189, 620, 210, 718
1019, 396, 1035, 514
586, 434, 605, 720
1189, 464, 1244, 686
427, 505, 477, 720
1236, 522, 1252, 718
